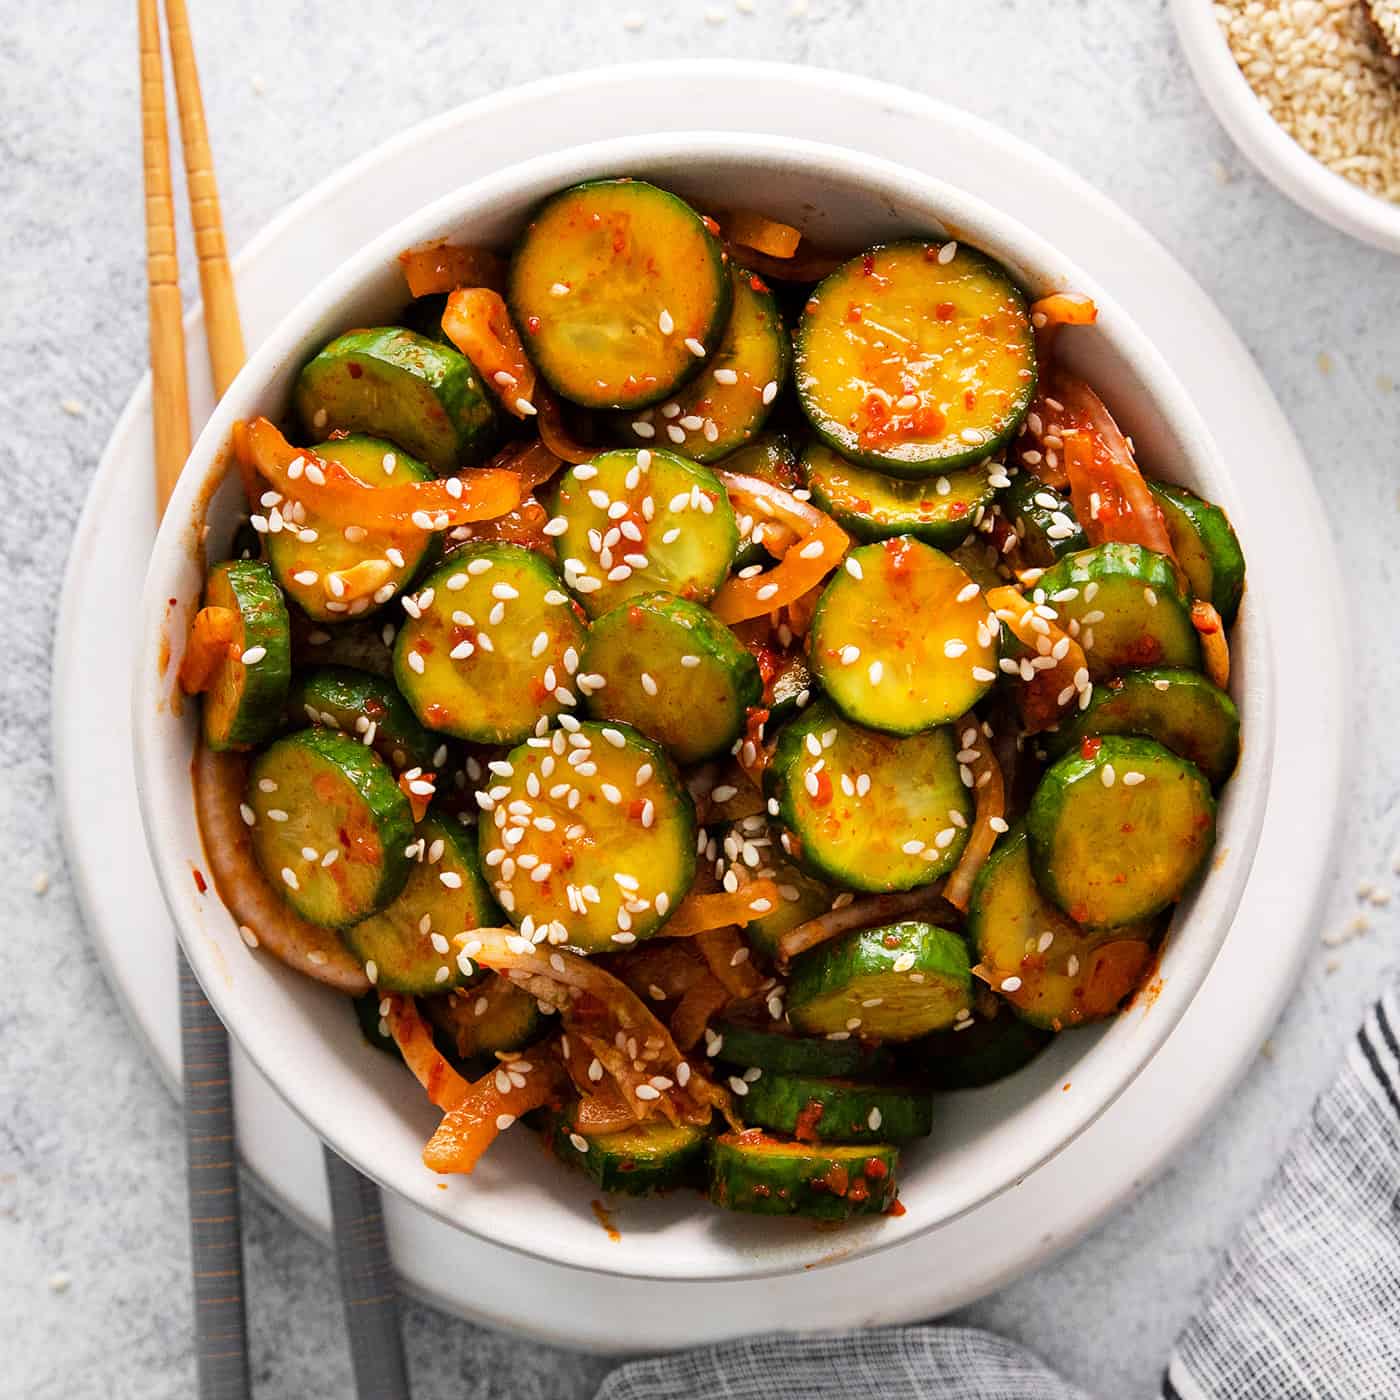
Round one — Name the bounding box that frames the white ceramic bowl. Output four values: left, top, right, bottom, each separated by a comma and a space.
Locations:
134, 130, 1273, 1282
1172, 0, 1400, 254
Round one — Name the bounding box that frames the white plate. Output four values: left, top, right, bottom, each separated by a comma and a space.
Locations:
56, 61, 1346, 1347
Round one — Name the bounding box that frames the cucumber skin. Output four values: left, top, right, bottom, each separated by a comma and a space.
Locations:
1042, 667, 1240, 788
738, 1072, 933, 1144
786, 921, 972, 1042
581, 593, 761, 764
1149, 482, 1246, 626
423, 975, 542, 1065
249, 729, 415, 927
709, 1133, 899, 1219
802, 442, 995, 549
1036, 542, 1201, 680
1027, 735, 1216, 927
1000, 474, 1086, 566
202, 560, 292, 752
294, 328, 498, 474
713, 1019, 893, 1078
919, 1012, 1051, 1090
509, 179, 732, 411
288, 666, 438, 772
550, 1113, 709, 1195
795, 240, 1036, 478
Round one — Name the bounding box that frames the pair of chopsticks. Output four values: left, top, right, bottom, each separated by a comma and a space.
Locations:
138, 3, 410, 1395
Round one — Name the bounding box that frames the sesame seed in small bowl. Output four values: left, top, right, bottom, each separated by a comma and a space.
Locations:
1172, 0, 1400, 253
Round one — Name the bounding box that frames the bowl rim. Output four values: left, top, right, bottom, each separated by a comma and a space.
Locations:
134, 128, 1273, 1280
1171, 0, 1400, 254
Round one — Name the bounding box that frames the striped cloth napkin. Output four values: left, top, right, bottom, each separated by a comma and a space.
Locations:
596, 980, 1400, 1400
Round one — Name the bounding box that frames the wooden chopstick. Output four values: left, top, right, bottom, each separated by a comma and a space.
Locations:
139, 3, 252, 1394
141, 4, 410, 1395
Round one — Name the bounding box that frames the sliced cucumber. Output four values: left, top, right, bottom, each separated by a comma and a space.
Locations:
477, 721, 696, 953
1035, 543, 1201, 680
720, 815, 832, 963
288, 665, 438, 772
353, 991, 400, 1057
801, 441, 995, 549
294, 327, 498, 473
247, 729, 414, 927
949, 536, 1007, 594
795, 239, 1035, 477
765, 699, 972, 891
970, 826, 1158, 1028
766, 650, 816, 726
551, 448, 737, 616
581, 593, 761, 764
552, 1111, 708, 1195
265, 435, 436, 623
709, 1131, 898, 1219
291, 612, 395, 678
1149, 482, 1246, 625
738, 1072, 932, 1144
787, 920, 971, 1041
393, 545, 588, 744
1027, 736, 1216, 927
1043, 667, 1240, 787
424, 973, 542, 1061
200, 560, 292, 752
809, 539, 996, 734
920, 1007, 1052, 1089
339, 814, 499, 994
509, 179, 731, 411
1000, 474, 1086, 566
621, 264, 789, 461
712, 1017, 892, 1078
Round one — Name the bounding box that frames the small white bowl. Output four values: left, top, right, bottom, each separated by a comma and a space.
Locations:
134, 130, 1273, 1282
1172, 0, 1400, 254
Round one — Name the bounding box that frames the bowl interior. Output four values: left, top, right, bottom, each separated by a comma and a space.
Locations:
135, 130, 1272, 1281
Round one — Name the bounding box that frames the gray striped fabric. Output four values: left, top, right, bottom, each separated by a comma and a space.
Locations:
597, 981, 1400, 1400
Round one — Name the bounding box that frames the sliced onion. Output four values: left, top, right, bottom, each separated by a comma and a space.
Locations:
776, 886, 948, 967
398, 240, 506, 297
440, 287, 537, 419
178, 606, 238, 694
384, 994, 470, 1110
693, 926, 766, 998
192, 744, 370, 993
421, 1054, 565, 1175
944, 716, 1008, 913
670, 972, 732, 1051
660, 879, 781, 939
986, 584, 1089, 733
722, 209, 803, 259
1192, 599, 1230, 688
534, 388, 597, 465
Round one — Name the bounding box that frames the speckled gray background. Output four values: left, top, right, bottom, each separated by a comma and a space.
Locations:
4, 1, 1399, 1397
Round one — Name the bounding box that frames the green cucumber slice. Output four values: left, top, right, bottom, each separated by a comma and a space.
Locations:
809, 538, 998, 734
265, 435, 436, 623
766, 650, 816, 726
712, 1017, 892, 1078
1149, 482, 1246, 625
424, 973, 543, 1061
1042, 667, 1240, 787
795, 239, 1035, 477
200, 560, 292, 752
949, 536, 1007, 594
920, 1007, 1052, 1089
476, 721, 696, 953
580, 593, 761, 764
1035, 542, 1201, 680
969, 826, 1159, 1028
288, 665, 439, 772
765, 699, 972, 891
294, 327, 498, 473
720, 815, 833, 963
551, 448, 737, 616
1000, 473, 1086, 566
339, 814, 500, 993
509, 179, 731, 411
787, 920, 971, 1041
620, 264, 789, 461
393, 544, 588, 744
552, 1111, 709, 1195
353, 991, 400, 1057
247, 729, 414, 927
801, 441, 996, 548
291, 612, 395, 678
737, 1071, 932, 1144
709, 1131, 898, 1219
1027, 736, 1216, 927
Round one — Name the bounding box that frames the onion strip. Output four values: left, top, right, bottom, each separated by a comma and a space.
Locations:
422, 1057, 565, 1175
694, 927, 766, 999
384, 994, 470, 1110
722, 209, 803, 259
534, 388, 596, 465
776, 887, 948, 967
1192, 600, 1230, 688
944, 717, 1008, 913
659, 880, 781, 939
670, 972, 732, 1051
398, 240, 506, 297
178, 606, 238, 694
986, 584, 1089, 733
237, 417, 523, 530
440, 287, 537, 419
